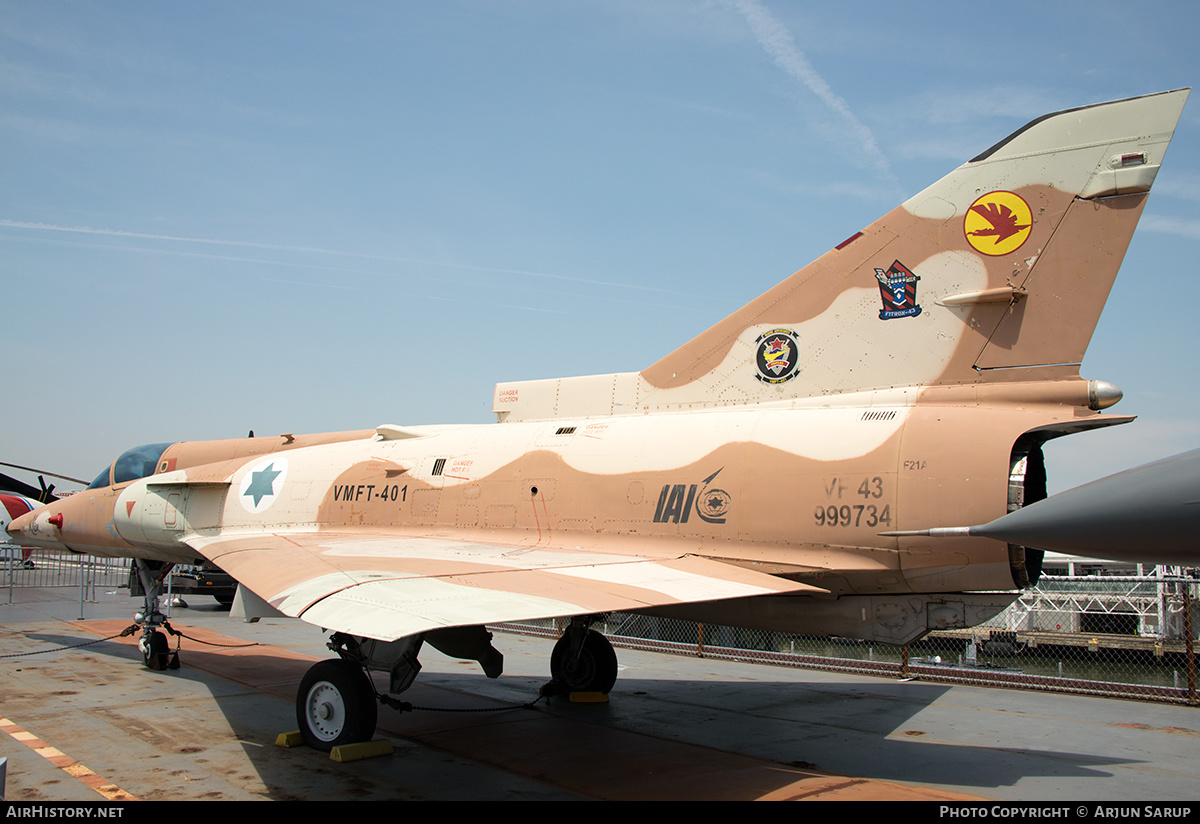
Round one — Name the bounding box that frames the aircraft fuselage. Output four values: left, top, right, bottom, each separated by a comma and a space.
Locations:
20, 379, 1124, 605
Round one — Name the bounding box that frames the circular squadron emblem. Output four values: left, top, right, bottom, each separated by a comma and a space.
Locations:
754, 329, 801, 384
239, 457, 289, 514
964, 191, 1032, 256
697, 488, 732, 522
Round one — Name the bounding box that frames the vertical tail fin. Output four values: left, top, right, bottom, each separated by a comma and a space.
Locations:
494, 90, 1188, 422
638, 89, 1188, 401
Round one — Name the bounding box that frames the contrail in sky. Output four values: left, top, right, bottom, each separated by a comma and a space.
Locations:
0, 219, 688, 296
730, 0, 892, 177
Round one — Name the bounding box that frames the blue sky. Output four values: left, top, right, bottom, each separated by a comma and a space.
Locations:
2, 0, 1197, 494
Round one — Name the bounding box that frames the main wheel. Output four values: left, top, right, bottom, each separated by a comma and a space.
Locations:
297, 659, 378, 751
550, 629, 618, 694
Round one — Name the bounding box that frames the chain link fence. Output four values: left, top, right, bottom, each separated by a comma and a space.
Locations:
499, 567, 1198, 707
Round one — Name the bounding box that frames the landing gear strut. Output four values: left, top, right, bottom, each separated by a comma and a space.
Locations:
294, 627, 505, 751
545, 619, 618, 696
132, 559, 178, 671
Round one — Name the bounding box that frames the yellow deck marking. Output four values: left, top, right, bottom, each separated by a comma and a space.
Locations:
0, 716, 139, 802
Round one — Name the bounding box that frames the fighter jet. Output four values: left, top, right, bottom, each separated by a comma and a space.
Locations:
7, 89, 1191, 751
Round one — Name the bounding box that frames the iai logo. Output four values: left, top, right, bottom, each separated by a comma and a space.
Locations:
239, 457, 289, 514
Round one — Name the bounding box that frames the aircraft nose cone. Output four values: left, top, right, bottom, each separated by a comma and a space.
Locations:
6, 510, 34, 542
6, 508, 64, 550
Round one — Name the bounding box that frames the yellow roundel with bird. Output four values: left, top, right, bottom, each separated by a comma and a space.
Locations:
964, 191, 1032, 256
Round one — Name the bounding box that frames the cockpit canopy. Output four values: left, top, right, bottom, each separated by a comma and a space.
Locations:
87, 443, 176, 489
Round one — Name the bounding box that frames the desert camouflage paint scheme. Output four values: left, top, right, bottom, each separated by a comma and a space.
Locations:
8, 90, 1189, 652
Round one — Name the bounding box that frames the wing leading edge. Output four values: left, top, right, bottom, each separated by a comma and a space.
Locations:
184, 531, 824, 641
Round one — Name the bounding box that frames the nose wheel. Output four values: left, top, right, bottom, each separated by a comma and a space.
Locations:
132, 560, 179, 670
139, 628, 178, 671
297, 659, 379, 751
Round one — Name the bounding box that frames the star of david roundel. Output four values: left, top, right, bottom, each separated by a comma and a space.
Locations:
239, 457, 289, 514
754, 329, 801, 384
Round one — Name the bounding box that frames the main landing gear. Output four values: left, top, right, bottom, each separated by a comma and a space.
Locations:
544, 619, 618, 697
293, 619, 621, 751
295, 627, 504, 752
297, 659, 378, 750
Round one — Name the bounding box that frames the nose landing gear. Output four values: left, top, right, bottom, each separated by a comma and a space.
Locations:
132, 559, 179, 671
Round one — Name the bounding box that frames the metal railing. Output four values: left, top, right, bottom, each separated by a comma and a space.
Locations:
3, 548, 131, 617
